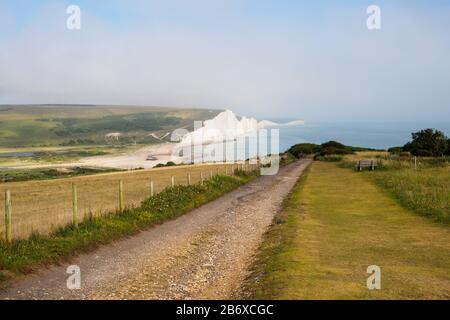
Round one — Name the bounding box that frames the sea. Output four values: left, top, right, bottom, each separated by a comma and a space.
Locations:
179, 121, 450, 163
276, 122, 450, 152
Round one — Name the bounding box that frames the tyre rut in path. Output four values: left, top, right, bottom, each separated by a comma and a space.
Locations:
0, 160, 311, 300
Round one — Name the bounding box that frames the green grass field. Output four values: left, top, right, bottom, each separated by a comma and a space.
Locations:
0, 166, 122, 183
372, 167, 450, 223
0, 105, 219, 147
340, 152, 450, 223
244, 162, 450, 299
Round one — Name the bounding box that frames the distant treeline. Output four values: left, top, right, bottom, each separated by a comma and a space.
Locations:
288, 128, 450, 159
287, 140, 375, 159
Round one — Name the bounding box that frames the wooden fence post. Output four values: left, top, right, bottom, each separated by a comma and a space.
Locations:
414, 156, 417, 170
72, 183, 78, 229
150, 180, 154, 197
119, 180, 124, 212
171, 176, 175, 188
200, 172, 204, 185
187, 173, 191, 186
5, 190, 12, 242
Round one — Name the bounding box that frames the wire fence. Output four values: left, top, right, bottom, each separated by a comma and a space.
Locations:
0, 162, 258, 241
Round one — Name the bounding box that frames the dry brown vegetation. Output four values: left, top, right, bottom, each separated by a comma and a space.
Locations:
0, 162, 245, 239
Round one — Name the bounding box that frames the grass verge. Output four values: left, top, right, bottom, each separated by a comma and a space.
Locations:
0, 170, 259, 283
339, 153, 449, 223
0, 166, 123, 183
243, 162, 450, 299
371, 168, 450, 223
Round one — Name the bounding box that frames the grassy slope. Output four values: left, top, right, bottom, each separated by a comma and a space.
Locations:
244, 162, 450, 299
0, 105, 219, 147
0, 171, 258, 283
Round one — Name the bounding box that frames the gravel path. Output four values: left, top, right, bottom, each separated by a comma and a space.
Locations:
0, 160, 311, 300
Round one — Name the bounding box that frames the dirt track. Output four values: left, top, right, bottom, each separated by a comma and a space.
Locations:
0, 160, 311, 300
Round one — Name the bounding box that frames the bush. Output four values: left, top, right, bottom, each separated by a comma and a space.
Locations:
414, 149, 434, 157
402, 129, 449, 157
388, 147, 403, 154
319, 146, 353, 156
321, 141, 346, 149
287, 140, 367, 159
287, 143, 320, 158
153, 161, 177, 168
280, 152, 297, 166
314, 154, 343, 162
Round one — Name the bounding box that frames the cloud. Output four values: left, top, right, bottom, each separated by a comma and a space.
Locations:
1, 1, 449, 122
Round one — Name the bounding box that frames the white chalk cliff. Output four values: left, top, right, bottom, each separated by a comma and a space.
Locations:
179, 109, 304, 146
180, 110, 259, 146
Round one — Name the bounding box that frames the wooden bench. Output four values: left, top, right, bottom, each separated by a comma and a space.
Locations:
356, 159, 377, 171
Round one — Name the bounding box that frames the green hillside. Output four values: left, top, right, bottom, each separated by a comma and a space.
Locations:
0, 105, 219, 147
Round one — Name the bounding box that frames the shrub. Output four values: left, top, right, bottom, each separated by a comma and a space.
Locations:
287, 143, 320, 158
153, 161, 177, 168
402, 129, 449, 157
321, 141, 346, 149
287, 141, 365, 159
319, 146, 353, 156
280, 152, 297, 166
314, 154, 343, 162
388, 147, 403, 154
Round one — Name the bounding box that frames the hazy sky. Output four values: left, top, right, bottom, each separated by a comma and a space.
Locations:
1, 0, 449, 122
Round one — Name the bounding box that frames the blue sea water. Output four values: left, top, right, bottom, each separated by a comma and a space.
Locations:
182, 122, 450, 162
276, 122, 450, 152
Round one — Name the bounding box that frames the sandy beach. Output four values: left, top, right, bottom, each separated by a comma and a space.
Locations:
1, 143, 181, 170
76, 143, 180, 169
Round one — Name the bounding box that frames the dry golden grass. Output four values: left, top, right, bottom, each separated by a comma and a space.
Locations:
0, 162, 245, 240
343, 151, 388, 162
